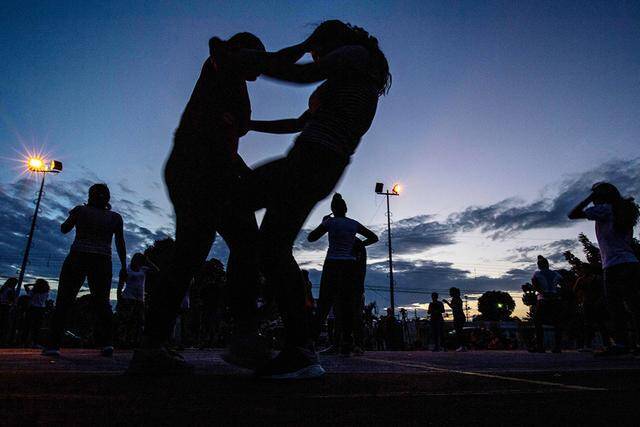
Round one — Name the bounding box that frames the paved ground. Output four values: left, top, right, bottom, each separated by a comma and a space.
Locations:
1, 349, 640, 425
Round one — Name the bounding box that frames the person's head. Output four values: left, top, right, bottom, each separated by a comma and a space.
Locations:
33, 278, 49, 294
591, 182, 639, 232
308, 20, 391, 96
88, 183, 111, 210
431, 292, 439, 302
131, 253, 146, 270
212, 32, 265, 81
1, 277, 17, 290
330, 193, 347, 217
449, 287, 460, 298
537, 255, 550, 270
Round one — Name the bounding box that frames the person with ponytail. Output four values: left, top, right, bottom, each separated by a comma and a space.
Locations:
569, 182, 640, 355
211, 20, 390, 379
129, 33, 270, 374
43, 183, 126, 358
308, 193, 378, 356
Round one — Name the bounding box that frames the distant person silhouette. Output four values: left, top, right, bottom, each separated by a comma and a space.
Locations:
0, 278, 18, 345
529, 255, 563, 353
43, 183, 127, 358
22, 278, 50, 347
129, 33, 268, 374
308, 193, 378, 355
443, 287, 467, 352
213, 19, 391, 378
116, 253, 157, 348
428, 292, 445, 351
569, 182, 640, 355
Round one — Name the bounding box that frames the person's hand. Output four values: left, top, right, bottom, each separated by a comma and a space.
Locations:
322, 214, 332, 222
209, 36, 229, 67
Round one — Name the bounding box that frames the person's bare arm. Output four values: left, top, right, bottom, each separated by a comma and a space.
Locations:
307, 222, 328, 242
357, 224, 379, 246
249, 111, 310, 134
568, 194, 593, 220
61, 207, 80, 234
114, 216, 127, 283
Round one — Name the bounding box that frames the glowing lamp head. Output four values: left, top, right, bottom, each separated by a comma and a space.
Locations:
497, 303, 504, 309
391, 183, 401, 195
27, 157, 45, 171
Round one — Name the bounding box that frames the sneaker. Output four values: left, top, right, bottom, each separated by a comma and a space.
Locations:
41, 348, 60, 357
101, 346, 114, 357
255, 346, 325, 380
222, 334, 273, 370
126, 347, 194, 375
455, 346, 467, 352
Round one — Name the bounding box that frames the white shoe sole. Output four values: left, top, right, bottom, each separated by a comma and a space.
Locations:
263, 364, 326, 380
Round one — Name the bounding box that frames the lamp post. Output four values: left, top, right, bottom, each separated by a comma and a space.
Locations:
375, 182, 400, 317
16, 158, 63, 296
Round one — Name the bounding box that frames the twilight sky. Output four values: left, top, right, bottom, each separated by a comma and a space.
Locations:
1, 1, 639, 317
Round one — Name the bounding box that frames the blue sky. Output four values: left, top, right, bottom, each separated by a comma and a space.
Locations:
1, 1, 639, 316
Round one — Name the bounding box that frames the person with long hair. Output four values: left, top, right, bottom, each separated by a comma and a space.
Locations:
443, 287, 467, 352
212, 19, 390, 379
308, 193, 378, 356
569, 182, 640, 355
42, 183, 127, 357
128, 33, 270, 374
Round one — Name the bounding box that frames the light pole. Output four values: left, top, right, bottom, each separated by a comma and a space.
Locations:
16, 157, 63, 296
375, 182, 400, 317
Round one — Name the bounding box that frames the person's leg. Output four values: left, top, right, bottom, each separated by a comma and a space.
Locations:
216, 210, 261, 335
604, 265, 631, 348
143, 212, 216, 347
86, 255, 114, 349
315, 261, 338, 341
47, 253, 87, 350
622, 264, 640, 348
534, 301, 545, 351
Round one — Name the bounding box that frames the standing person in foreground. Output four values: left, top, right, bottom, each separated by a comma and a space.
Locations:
308, 193, 378, 356
529, 255, 563, 353
443, 287, 467, 352
214, 19, 391, 378
42, 184, 126, 357
129, 33, 268, 374
568, 182, 640, 355
428, 292, 445, 352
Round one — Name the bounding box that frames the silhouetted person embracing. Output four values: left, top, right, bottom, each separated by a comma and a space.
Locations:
443, 287, 467, 352
213, 19, 391, 378
43, 183, 126, 358
128, 33, 267, 374
569, 182, 640, 355
529, 255, 563, 353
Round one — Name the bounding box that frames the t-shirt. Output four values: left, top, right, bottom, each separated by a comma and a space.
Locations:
323, 216, 362, 260
28, 290, 49, 308
69, 205, 123, 257
122, 266, 149, 302
449, 296, 465, 321
428, 301, 445, 321
176, 59, 251, 157
584, 204, 639, 269
532, 269, 562, 300
300, 46, 379, 157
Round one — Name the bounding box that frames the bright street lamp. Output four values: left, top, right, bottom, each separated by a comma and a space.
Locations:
16, 156, 63, 296
375, 182, 401, 317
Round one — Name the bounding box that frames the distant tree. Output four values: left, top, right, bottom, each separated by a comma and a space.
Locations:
477, 291, 515, 321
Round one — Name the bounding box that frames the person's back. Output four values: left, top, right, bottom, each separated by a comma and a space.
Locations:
584, 203, 638, 269
324, 216, 361, 260
302, 45, 379, 156
70, 205, 123, 256
428, 301, 444, 321
532, 268, 561, 299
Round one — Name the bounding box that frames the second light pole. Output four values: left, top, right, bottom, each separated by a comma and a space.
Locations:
375, 182, 400, 317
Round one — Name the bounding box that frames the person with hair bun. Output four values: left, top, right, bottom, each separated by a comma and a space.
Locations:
308, 193, 378, 356
569, 182, 640, 355
42, 183, 126, 358
212, 19, 390, 379
129, 32, 269, 374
